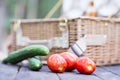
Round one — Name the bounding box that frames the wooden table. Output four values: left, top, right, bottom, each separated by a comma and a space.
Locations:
0, 61, 120, 80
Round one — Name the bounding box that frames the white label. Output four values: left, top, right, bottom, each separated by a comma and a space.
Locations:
86, 34, 107, 46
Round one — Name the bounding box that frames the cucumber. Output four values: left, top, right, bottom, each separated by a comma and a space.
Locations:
34, 56, 41, 60
28, 57, 42, 71
2, 45, 49, 64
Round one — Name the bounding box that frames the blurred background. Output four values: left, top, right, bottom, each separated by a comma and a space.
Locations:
0, 0, 120, 54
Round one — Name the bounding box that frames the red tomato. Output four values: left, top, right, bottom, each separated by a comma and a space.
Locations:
75, 56, 96, 74
47, 54, 67, 73
60, 52, 78, 71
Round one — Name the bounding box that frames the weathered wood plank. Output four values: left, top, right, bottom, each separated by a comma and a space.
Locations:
16, 65, 59, 80
57, 69, 102, 80
0, 61, 18, 80
94, 67, 120, 80
103, 65, 120, 76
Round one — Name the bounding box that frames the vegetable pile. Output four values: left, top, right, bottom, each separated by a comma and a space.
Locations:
2, 45, 49, 71
2, 45, 96, 74
47, 52, 96, 74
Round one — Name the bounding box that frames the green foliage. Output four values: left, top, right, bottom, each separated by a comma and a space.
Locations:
37, 0, 61, 18
4, 0, 61, 33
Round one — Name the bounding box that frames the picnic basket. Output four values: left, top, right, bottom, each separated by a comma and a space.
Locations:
9, 18, 78, 63
78, 17, 120, 66
9, 17, 120, 66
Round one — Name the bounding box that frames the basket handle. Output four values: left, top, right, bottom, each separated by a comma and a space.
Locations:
59, 18, 68, 31
13, 20, 21, 32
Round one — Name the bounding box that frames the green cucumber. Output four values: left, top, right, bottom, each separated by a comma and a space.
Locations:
28, 57, 42, 71
2, 45, 49, 64
34, 56, 41, 60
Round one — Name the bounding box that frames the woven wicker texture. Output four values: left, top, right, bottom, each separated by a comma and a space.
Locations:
10, 17, 120, 66
78, 17, 120, 66
21, 22, 62, 40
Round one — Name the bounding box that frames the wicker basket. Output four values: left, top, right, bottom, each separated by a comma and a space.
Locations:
78, 17, 120, 66
10, 17, 120, 66
10, 18, 78, 63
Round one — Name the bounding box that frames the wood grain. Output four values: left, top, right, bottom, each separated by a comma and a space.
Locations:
15, 66, 59, 80
103, 65, 120, 76
94, 67, 120, 80
0, 60, 120, 80
0, 62, 18, 80
57, 69, 102, 80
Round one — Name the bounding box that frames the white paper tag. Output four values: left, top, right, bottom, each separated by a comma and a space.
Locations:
86, 34, 107, 45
